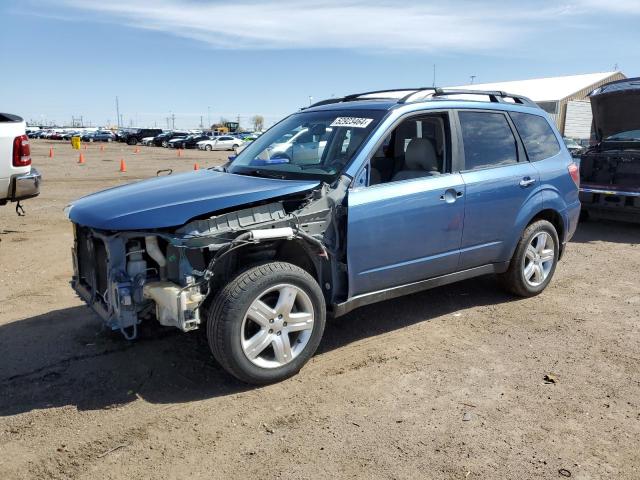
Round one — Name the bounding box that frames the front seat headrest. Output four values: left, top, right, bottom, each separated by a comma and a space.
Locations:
405, 138, 439, 172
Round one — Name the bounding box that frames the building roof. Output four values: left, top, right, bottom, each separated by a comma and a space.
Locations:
450, 72, 623, 102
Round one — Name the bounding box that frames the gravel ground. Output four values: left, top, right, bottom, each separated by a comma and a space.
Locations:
1, 140, 639, 480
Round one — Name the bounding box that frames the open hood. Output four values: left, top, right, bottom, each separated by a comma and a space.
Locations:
68, 170, 319, 230
590, 78, 640, 142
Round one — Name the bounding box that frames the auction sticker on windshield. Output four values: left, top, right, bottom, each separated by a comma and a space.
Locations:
330, 117, 373, 128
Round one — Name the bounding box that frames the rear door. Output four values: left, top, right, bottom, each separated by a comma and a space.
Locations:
455, 110, 540, 269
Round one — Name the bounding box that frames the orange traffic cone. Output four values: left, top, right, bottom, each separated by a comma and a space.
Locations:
78, 152, 85, 164
83, 144, 87, 150
193, 162, 199, 170
49, 146, 54, 158
134, 147, 140, 154
119, 158, 127, 172
100, 145, 104, 152
177, 149, 182, 157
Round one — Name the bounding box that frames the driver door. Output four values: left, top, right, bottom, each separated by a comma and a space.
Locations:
346, 111, 465, 297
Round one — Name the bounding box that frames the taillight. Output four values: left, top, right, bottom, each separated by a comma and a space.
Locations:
568, 162, 580, 188
12, 134, 31, 167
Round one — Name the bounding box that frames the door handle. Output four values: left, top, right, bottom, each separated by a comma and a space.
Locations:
439, 189, 463, 203
519, 177, 536, 188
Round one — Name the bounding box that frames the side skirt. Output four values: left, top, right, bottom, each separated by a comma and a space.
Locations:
331, 262, 509, 318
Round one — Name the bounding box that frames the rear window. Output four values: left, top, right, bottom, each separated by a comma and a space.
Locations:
509, 112, 560, 162
459, 111, 518, 171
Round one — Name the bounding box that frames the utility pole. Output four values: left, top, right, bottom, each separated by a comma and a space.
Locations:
207, 106, 211, 128
115, 96, 120, 128
171, 113, 176, 129
470, 75, 476, 85
432, 64, 436, 87
200, 115, 204, 129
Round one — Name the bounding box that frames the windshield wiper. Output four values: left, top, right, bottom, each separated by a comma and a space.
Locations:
236, 169, 288, 180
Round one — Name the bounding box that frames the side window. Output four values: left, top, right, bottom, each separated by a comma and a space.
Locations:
369, 113, 449, 185
509, 112, 561, 162
459, 111, 518, 171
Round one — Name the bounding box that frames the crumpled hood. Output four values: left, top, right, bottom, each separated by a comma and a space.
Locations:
591, 78, 640, 141
68, 170, 319, 230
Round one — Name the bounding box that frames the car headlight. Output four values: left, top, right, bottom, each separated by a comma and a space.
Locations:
63, 204, 73, 219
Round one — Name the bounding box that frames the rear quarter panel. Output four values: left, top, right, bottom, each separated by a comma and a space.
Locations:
536, 151, 581, 244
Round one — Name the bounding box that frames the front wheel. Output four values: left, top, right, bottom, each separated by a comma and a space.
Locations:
207, 262, 326, 385
498, 219, 559, 297
205, 144, 212, 151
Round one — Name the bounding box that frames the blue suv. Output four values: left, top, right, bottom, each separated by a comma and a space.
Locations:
66, 88, 580, 384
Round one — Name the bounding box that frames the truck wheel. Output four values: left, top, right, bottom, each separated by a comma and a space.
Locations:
498, 220, 559, 297
128, 138, 137, 146
207, 262, 326, 385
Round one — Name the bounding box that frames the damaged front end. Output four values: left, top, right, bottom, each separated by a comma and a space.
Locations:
70, 177, 349, 339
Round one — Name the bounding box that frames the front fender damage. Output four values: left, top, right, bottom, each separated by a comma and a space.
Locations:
71, 177, 349, 339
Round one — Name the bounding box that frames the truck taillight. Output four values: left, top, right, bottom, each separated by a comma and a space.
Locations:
568, 162, 580, 188
13, 134, 31, 167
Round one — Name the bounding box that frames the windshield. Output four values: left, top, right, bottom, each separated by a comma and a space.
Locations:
228, 109, 385, 180
605, 130, 640, 141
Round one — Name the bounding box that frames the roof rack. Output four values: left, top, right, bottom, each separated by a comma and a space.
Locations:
307, 87, 538, 109
308, 88, 435, 108
429, 89, 537, 107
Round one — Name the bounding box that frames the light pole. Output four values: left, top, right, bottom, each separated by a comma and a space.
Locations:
207, 106, 211, 128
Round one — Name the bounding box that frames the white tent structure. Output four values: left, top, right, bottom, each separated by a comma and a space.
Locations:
451, 71, 626, 139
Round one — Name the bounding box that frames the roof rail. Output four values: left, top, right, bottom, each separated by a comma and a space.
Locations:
430, 89, 537, 107
307, 87, 538, 109
308, 88, 434, 108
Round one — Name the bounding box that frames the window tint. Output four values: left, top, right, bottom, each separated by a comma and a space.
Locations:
459, 112, 518, 170
510, 112, 561, 162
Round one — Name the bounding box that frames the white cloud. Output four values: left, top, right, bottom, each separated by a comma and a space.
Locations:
43, 0, 559, 52
32, 0, 634, 53
572, 0, 640, 14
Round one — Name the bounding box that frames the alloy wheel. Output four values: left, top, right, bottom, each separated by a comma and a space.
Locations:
522, 231, 555, 287
240, 284, 315, 369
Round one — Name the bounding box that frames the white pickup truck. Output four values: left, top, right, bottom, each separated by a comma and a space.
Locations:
0, 113, 41, 213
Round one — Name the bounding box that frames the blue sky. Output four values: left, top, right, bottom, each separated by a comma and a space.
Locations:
1, 0, 638, 129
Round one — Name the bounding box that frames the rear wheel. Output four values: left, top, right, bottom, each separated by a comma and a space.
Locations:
498, 220, 559, 297
128, 138, 138, 146
207, 262, 326, 384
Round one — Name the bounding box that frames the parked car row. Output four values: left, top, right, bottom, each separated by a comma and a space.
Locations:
26, 126, 262, 153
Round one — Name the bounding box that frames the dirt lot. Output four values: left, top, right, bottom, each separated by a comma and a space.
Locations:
1, 139, 639, 479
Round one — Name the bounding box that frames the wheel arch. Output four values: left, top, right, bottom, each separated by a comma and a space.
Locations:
526, 208, 565, 258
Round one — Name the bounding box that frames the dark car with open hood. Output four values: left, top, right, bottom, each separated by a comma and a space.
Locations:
579, 77, 640, 222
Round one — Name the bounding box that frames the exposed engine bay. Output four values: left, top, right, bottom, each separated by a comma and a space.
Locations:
71, 177, 350, 339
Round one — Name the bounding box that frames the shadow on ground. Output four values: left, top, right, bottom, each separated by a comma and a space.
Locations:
0, 276, 513, 417
1, 220, 633, 417
572, 218, 639, 244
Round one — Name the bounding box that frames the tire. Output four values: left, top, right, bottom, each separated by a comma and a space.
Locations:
498, 219, 559, 297
128, 138, 138, 146
207, 262, 326, 385
205, 144, 212, 151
